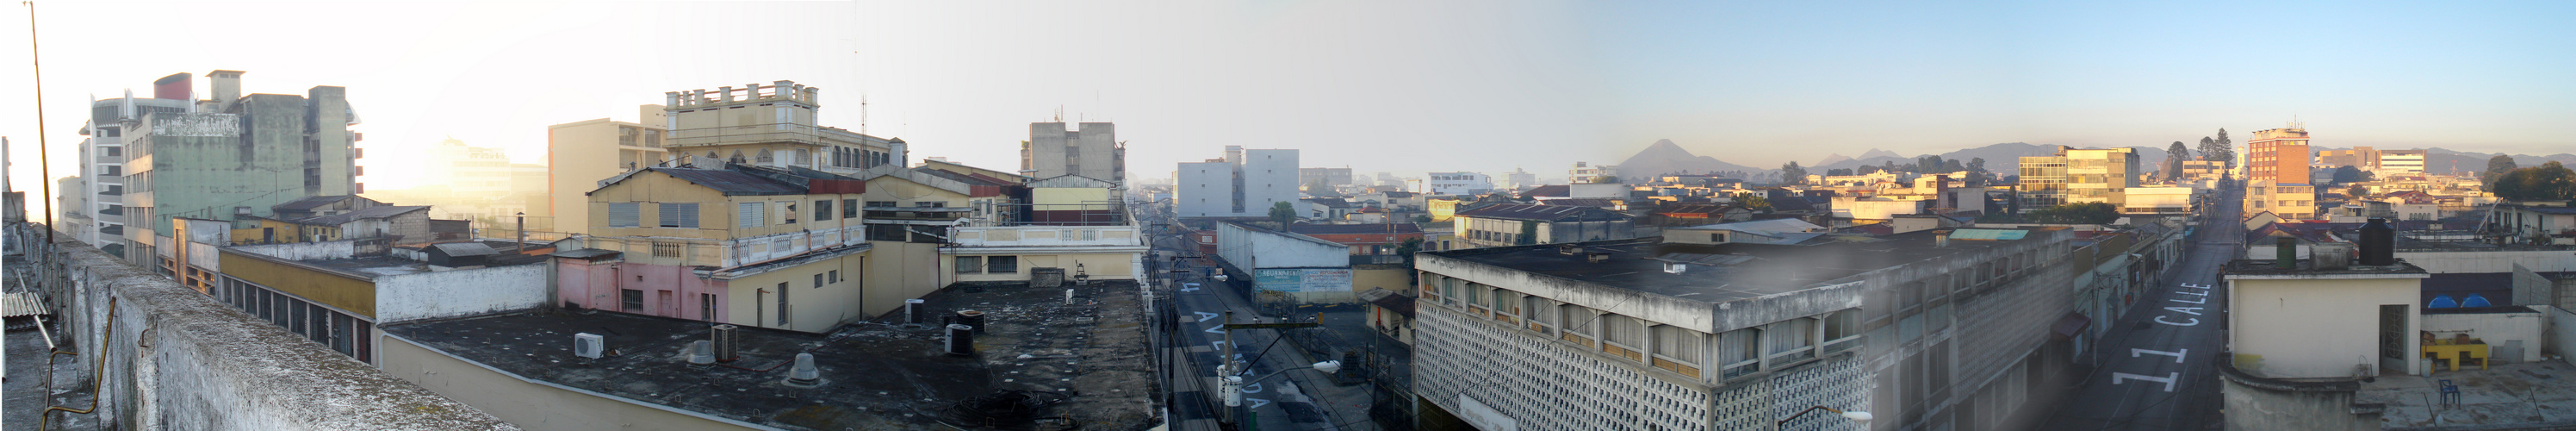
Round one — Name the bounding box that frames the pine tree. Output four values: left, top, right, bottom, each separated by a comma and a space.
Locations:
2165, 141, 2191, 180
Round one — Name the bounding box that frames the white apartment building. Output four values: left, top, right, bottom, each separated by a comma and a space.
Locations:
2376, 150, 2425, 178
1415, 228, 2081, 431
1572, 161, 1619, 184
1425, 172, 1496, 196
72, 80, 196, 254
1176, 146, 1299, 218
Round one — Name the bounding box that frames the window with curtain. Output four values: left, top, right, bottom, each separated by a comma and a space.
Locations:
1524, 297, 1554, 325
1561, 304, 1595, 335
1605, 314, 1645, 347
1722, 328, 1761, 368
1767, 318, 1816, 361
1654, 326, 1705, 364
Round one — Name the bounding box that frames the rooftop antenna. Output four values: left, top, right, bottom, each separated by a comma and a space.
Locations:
860, 93, 868, 135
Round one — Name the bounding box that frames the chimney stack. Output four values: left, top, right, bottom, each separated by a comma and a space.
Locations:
208, 70, 245, 112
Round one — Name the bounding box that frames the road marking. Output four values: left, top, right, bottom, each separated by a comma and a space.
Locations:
2180, 283, 2210, 289
2132, 348, 2188, 363
1212, 340, 1227, 350
1182, 283, 1201, 292
2113, 372, 2179, 391
2178, 290, 2210, 297
1249, 398, 1272, 409
1195, 312, 1220, 322
2163, 307, 2204, 315
1207, 325, 1226, 334
2155, 315, 2200, 326
1242, 383, 1263, 393
2169, 297, 2207, 304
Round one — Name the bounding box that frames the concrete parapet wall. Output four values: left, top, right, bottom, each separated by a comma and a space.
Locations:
2218, 356, 2380, 431
28, 227, 517, 430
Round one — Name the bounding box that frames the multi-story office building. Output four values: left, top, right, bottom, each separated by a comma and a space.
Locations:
1504, 167, 1539, 190
2376, 149, 2426, 178
1176, 146, 1299, 218
2016, 147, 2135, 212
1571, 161, 1618, 184
1021, 122, 1124, 184
1300, 166, 1355, 190
121, 70, 361, 272
2244, 179, 2318, 221
1415, 228, 2079, 431
545, 105, 669, 234
1425, 172, 1496, 196
2316, 147, 2380, 171
2246, 125, 2312, 184
72, 74, 198, 255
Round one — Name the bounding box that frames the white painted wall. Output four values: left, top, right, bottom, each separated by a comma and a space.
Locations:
376, 264, 550, 323
231, 240, 357, 260
1215, 222, 1347, 269
2547, 306, 2576, 364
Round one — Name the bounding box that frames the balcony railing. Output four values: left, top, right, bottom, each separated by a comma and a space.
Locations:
952, 225, 1140, 247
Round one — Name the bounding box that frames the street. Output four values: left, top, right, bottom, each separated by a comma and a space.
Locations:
2040, 183, 2244, 430
1146, 216, 1375, 431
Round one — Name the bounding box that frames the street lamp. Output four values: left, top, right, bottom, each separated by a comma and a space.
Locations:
1777, 405, 1871, 429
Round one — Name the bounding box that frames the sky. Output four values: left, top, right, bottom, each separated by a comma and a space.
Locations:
4, 1, 2572, 219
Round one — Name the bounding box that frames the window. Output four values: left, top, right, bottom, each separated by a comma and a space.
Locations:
957, 256, 984, 273
1768, 318, 1816, 361
814, 273, 825, 288
915, 201, 946, 208
658, 203, 698, 228
775, 283, 791, 326
866, 201, 897, 208
829, 270, 840, 284
988, 256, 1019, 273
738, 203, 764, 228
842, 199, 859, 218
699, 293, 717, 321
651, 242, 680, 258
102, 166, 121, 176
1823, 309, 1860, 343
1654, 326, 1705, 364
608, 203, 640, 228
621, 289, 643, 312
815, 200, 834, 221
1721, 328, 1762, 376
783, 203, 798, 224
1605, 315, 1646, 349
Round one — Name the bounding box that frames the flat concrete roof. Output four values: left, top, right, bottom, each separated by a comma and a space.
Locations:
382, 280, 1154, 430
2358, 361, 2576, 428
1425, 228, 2056, 303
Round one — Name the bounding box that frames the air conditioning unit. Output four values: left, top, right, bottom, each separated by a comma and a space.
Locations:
711, 324, 741, 362
574, 333, 604, 359
1663, 262, 1688, 274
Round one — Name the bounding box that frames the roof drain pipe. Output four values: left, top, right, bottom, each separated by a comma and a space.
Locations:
41, 296, 113, 431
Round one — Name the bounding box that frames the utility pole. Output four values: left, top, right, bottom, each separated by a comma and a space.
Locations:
26, 1, 54, 244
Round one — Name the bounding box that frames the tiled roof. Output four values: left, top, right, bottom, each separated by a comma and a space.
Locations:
1521, 184, 1570, 197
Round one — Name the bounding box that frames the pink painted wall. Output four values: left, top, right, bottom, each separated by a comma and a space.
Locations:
556, 259, 729, 322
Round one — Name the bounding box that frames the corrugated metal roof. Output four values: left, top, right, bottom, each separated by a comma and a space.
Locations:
1949, 228, 2029, 240
293, 205, 429, 226
3, 292, 44, 318
430, 242, 499, 257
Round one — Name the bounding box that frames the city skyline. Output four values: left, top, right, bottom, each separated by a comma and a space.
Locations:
4, 1, 2572, 211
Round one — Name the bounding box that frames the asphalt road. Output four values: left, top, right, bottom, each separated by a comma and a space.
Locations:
1145, 218, 1356, 431
2040, 184, 2244, 431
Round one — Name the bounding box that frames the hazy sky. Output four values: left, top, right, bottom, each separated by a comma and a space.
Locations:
5, 2, 2572, 216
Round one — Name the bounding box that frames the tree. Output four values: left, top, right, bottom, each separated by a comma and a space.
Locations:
1414, 215, 1433, 223
1965, 158, 1991, 187
2492, 161, 2576, 202
1826, 168, 1854, 177
2213, 128, 2233, 166
1918, 155, 1946, 174
2164, 141, 2191, 180
2027, 202, 2120, 225
2347, 184, 2373, 199
1595, 175, 1622, 184
1779, 162, 1808, 185
1733, 192, 1772, 212
2331, 166, 2373, 184
2486, 154, 2519, 186
1397, 237, 1424, 262
1268, 202, 1297, 227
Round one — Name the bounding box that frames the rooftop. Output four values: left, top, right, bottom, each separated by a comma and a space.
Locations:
2221, 259, 2431, 278
1452, 203, 1629, 222
1287, 222, 1424, 235
2357, 361, 2576, 428
1426, 228, 2057, 303
382, 279, 1155, 430
293, 205, 428, 226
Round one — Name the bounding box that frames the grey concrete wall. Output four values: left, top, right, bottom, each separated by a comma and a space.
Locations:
2548, 306, 2576, 364
2219, 365, 2380, 431
233, 240, 359, 261
28, 228, 517, 430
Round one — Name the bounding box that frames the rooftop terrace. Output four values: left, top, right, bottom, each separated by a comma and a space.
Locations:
382, 279, 1154, 430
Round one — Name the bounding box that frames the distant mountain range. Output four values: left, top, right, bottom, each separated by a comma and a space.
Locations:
1614, 140, 1769, 179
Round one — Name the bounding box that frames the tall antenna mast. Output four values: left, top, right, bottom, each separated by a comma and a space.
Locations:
860, 93, 868, 135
